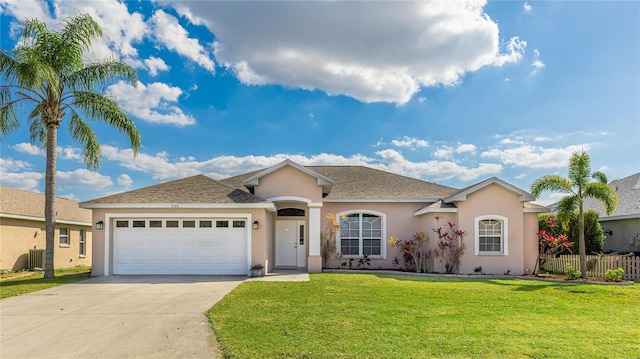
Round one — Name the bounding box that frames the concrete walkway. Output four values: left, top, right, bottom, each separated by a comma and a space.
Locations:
0, 275, 245, 358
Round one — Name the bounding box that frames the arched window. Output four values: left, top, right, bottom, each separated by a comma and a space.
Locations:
337, 211, 386, 257
277, 208, 305, 217
475, 215, 509, 255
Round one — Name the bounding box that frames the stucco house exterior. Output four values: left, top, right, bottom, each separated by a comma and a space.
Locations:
80, 159, 546, 277
0, 186, 92, 271
583, 172, 640, 254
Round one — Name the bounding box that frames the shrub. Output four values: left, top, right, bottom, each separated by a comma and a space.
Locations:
389, 232, 431, 273
565, 263, 581, 280
433, 218, 466, 274
605, 267, 624, 282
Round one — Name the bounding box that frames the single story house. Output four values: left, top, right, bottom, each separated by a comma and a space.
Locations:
583, 172, 640, 254
80, 159, 546, 276
0, 186, 92, 271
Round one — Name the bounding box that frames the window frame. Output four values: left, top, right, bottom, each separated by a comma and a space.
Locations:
59, 227, 70, 246
474, 215, 509, 255
79, 229, 86, 256
336, 210, 386, 259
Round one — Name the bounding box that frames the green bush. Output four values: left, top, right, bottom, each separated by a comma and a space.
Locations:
565, 263, 581, 280
605, 267, 624, 282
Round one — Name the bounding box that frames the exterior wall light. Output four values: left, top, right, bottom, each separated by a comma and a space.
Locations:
253, 221, 259, 230
96, 221, 104, 230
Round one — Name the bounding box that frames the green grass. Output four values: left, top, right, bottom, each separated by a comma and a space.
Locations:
207, 273, 640, 359
0, 266, 91, 299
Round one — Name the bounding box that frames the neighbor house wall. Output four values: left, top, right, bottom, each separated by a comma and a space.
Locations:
454, 184, 529, 275
602, 218, 640, 253
89, 207, 268, 276
0, 217, 91, 271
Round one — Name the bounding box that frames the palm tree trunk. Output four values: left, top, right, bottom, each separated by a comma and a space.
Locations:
44, 124, 57, 278
578, 203, 587, 278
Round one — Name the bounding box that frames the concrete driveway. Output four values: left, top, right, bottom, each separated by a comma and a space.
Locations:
0, 275, 245, 358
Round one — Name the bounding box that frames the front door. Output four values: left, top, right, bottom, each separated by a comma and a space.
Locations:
276, 220, 306, 267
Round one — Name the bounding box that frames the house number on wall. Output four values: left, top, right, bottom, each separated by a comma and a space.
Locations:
170, 204, 179, 208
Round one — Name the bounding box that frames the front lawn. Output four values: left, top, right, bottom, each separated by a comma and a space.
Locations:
0, 266, 91, 299
207, 273, 640, 359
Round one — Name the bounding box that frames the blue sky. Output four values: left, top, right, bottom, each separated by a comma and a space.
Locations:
1, 0, 638, 204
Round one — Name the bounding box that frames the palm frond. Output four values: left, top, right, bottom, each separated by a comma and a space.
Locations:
568, 151, 591, 189
557, 195, 579, 217
0, 87, 21, 139
67, 60, 137, 92
591, 171, 608, 184
72, 91, 140, 155
584, 182, 618, 215
67, 112, 101, 169
27, 104, 47, 145
530, 175, 573, 198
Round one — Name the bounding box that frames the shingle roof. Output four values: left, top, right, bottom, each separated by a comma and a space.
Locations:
0, 186, 91, 223
583, 172, 640, 219
80, 174, 268, 205
222, 165, 457, 200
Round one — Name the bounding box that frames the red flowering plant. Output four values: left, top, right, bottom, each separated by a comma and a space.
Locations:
537, 216, 573, 273
432, 217, 467, 274
389, 232, 431, 273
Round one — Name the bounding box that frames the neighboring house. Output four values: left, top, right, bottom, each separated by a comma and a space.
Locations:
0, 186, 92, 271
583, 172, 640, 253
80, 159, 546, 277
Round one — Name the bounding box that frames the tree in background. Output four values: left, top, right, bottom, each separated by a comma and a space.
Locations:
530, 151, 617, 278
567, 209, 604, 254
0, 13, 140, 277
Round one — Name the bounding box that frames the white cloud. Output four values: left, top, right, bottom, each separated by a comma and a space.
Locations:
434, 146, 454, 159
11, 142, 43, 156
56, 169, 113, 190
376, 149, 502, 182
456, 144, 477, 155
0, 157, 43, 190
164, 1, 526, 105
523, 2, 533, 13
117, 173, 133, 187
144, 56, 170, 76
101, 145, 500, 184
57, 146, 83, 161
481, 144, 591, 169
107, 80, 196, 126
391, 136, 428, 149
531, 49, 545, 75
149, 9, 215, 73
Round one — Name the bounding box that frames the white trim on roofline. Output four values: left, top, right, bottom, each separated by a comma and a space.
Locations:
0, 213, 91, 226
80, 203, 277, 211
523, 207, 550, 213
267, 196, 323, 207
445, 177, 535, 203
324, 198, 442, 203
599, 214, 640, 221
413, 207, 458, 216
242, 159, 334, 189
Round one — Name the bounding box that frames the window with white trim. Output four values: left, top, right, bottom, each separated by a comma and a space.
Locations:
79, 229, 86, 256
339, 213, 383, 256
59, 227, 69, 246
475, 216, 508, 255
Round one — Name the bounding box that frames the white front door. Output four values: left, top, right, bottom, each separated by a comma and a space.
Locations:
276, 220, 306, 267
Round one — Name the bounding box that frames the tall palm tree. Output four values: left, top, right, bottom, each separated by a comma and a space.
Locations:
530, 151, 617, 278
0, 13, 140, 278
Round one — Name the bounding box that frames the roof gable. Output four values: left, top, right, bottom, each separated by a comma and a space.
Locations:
241, 159, 334, 193
80, 174, 268, 207
444, 177, 535, 203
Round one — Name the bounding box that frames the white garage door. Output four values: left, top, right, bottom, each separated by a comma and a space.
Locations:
113, 218, 248, 275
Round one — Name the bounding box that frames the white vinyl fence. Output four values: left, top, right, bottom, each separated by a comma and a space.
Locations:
542, 254, 640, 281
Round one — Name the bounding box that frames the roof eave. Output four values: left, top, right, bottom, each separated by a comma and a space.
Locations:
79, 203, 277, 212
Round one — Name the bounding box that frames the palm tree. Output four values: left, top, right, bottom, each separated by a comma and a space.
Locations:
0, 13, 140, 278
530, 151, 617, 278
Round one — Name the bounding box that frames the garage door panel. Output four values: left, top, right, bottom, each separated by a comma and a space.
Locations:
113, 218, 248, 275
